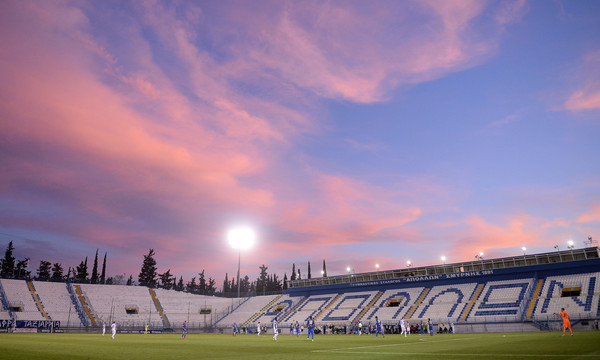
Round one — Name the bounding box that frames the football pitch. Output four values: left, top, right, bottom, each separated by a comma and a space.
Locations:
0, 332, 599, 359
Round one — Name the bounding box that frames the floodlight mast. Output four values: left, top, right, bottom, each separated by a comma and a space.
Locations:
228, 227, 255, 298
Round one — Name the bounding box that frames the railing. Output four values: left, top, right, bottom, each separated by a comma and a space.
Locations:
289, 247, 600, 289
213, 297, 248, 325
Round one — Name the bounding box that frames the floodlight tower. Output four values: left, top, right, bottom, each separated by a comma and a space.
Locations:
228, 226, 256, 298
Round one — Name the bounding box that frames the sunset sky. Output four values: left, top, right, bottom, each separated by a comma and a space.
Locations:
1, 0, 599, 286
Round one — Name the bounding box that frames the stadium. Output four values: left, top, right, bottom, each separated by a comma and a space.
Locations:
2, 247, 600, 359
1, 247, 598, 335
2, 1, 600, 359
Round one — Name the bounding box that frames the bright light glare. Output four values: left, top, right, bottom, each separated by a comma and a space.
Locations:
479, 252, 484, 256
346, 266, 351, 273
441, 256, 446, 262
227, 227, 256, 250
567, 240, 574, 246
522, 247, 527, 251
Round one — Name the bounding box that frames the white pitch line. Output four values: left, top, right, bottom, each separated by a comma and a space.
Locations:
314, 351, 600, 358
312, 336, 476, 352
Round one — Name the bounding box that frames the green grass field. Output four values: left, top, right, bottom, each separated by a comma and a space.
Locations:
0, 332, 599, 359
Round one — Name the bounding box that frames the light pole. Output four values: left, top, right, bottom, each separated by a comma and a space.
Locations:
228, 226, 256, 298
441, 256, 446, 265
406, 260, 412, 268
567, 240, 575, 260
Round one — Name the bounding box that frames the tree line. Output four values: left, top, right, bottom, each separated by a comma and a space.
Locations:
0, 242, 329, 297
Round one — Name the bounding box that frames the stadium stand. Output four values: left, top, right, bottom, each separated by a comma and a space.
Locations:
0, 279, 46, 321
32, 281, 84, 327
153, 288, 240, 328
0, 247, 597, 333
78, 284, 161, 329
216, 294, 283, 331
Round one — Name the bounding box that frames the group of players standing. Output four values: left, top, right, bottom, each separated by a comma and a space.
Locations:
110, 307, 575, 340
233, 315, 316, 341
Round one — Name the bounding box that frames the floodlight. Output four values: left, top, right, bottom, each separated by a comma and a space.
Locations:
441, 256, 446, 264
227, 226, 256, 298
567, 240, 574, 250
228, 227, 256, 250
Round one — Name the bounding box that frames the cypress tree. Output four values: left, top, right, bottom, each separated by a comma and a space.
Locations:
101, 252, 107, 284
90, 249, 99, 284
223, 273, 229, 294
290, 264, 296, 281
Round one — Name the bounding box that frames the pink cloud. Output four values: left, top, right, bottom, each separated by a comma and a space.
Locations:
2, 1, 589, 287
565, 88, 600, 110
577, 205, 600, 223
204, 1, 524, 103
564, 50, 600, 111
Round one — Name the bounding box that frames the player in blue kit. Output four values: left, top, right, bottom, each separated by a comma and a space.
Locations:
181, 321, 187, 339
375, 316, 384, 338
306, 316, 315, 341
233, 323, 238, 336
428, 318, 433, 336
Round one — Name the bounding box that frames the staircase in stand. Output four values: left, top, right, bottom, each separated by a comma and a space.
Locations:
26, 281, 51, 321
405, 287, 431, 319
281, 296, 308, 322
525, 278, 545, 320
149, 288, 170, 329
74, 285, 97, 326
458, 283, 485, 323
314, 294, 342, 321
351, 291, 384, 326
243, 295, 283, 327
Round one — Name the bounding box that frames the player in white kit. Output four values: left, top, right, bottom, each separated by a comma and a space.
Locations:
111, 321, 116, 339
400, 318, 408, 337
257, 322, 261, 336
272, 317, 279, 341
